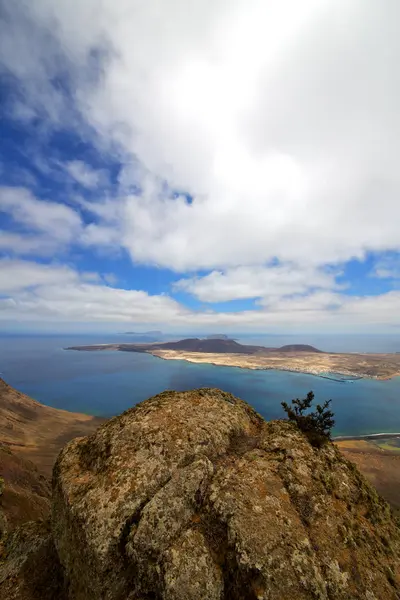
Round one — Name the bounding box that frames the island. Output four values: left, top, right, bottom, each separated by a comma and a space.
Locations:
123, 330, 163, 336
66, 337, 400, 380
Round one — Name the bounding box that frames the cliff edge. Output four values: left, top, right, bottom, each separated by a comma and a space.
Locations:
2, 388, 400, 599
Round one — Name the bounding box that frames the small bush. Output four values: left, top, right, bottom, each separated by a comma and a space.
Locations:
281, 391, 335, 448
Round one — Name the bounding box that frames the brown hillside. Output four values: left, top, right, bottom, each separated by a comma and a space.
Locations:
0, 378, 104, 475
0, 444, 51, 534
336, 439, 400, 517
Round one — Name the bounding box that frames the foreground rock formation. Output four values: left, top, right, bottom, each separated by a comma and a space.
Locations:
2, 388, 400, 599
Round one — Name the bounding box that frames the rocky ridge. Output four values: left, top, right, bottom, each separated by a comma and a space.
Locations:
1, 388, 400, 599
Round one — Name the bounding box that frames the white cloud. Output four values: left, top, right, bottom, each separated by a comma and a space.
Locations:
0, 231, 59, 256
0, 258, 81, 293
1, 1, 400, 331
0, 259, 398, 333
372, 256, 400, 280
175, 264, 342, 303
102, 272, 118, 286
10, 0, 397, 273
0, 186, 124, 258
0, 258, 186, 323
65, 160, 107, 189
80, 223, 121, 248
0, 187, 82, 243
9, 101, 37, 123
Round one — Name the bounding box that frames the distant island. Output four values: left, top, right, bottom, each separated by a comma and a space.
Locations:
124, 330, 163, 336
66, 337, 400, 380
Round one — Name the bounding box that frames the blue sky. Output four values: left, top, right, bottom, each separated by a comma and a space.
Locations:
0, 1, 399, 334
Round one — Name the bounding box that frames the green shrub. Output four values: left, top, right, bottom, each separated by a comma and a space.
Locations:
281, 391, 335, 448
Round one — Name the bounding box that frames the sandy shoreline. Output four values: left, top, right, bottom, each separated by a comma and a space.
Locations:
334, 432, 400, 441
149, 349, 400, 381
153, 352, 360, 379
66, 343, 400, 380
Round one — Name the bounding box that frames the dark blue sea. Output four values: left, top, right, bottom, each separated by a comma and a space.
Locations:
1, 334, 399, 437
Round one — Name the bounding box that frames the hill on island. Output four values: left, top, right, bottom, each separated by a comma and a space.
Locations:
278, 344, 323, 353
119, 338, 323, 354
1, 387, 399, 599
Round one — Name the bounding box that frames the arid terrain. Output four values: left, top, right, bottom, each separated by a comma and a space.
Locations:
0, 378, 105, 539
0, 378, 104, 475
67, 338, 400, 379
0, 444, 51, 532
151, 349, 400, 379
336, 437, 400, 516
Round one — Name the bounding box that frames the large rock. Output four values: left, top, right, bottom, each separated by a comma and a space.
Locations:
52, 388, 400, 600
0, 520, 66, 599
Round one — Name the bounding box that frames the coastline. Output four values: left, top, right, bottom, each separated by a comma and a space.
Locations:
63, 344, 400, 438
149, 351, 391, 381
65, 342, 400, 381
65, 344, 400, 380
333, 432, 400, 441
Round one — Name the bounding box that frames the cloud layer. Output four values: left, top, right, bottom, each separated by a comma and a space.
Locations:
11, 0, 398, 271
1, 1, 400, 330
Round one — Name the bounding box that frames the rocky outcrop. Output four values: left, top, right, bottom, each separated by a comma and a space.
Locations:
0, 521, 66, 600
52, 388, 400, 599
1, 388, 400, 599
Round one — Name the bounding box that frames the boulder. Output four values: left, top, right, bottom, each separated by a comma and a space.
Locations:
51, 388, 400, 599
0, 520, 65, 599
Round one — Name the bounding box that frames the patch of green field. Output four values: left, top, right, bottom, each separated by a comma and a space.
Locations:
373, 439, 400, 453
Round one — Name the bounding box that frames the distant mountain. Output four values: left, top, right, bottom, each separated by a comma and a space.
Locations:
205, 334, 232, 340
71, 338, 323, 355
122, 331, 164, 342
122, 337, 266, 354
124, 330, 163, 336
278, 344, 322, 353
117, 338, 322, 354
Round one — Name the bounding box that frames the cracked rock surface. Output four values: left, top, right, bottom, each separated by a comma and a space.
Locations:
50, 388, 400, 599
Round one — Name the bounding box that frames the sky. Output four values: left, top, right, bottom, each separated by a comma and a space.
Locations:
0, 0, 399, 334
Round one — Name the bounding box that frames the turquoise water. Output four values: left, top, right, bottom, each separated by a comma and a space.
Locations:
1, 334, 399, 437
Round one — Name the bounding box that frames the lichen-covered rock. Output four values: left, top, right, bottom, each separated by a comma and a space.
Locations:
0, 520, 65, 599
52, 388, 400, 599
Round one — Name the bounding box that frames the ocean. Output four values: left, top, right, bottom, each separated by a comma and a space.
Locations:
1, 333, 399, 437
